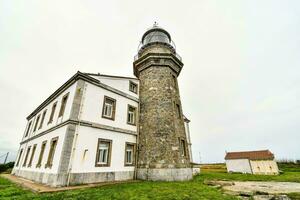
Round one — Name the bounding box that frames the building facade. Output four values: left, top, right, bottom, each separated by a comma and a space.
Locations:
225, 150, 279, 175
12, 25, 194, 186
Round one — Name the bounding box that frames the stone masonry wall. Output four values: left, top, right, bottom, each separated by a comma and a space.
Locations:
137, 63, 191, 169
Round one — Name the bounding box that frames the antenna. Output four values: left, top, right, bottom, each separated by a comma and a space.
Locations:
153, 21, 158, 27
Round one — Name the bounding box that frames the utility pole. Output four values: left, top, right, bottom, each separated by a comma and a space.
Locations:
199, 152, 201, 164
4, 152, 8, 164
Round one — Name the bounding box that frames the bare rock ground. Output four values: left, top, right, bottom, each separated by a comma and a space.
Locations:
205, 180, 300, 200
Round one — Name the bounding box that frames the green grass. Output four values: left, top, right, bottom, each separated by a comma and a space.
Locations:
1, 163, 299, 200
0, 176, 238, 200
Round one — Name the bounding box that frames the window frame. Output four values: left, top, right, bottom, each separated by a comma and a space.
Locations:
58, 93, 69, 118
36, 141, 47, 168
33, 114, 41, 132
25, 121, 32, 137
15, 149, 23, 167
179, 138, 187, 157
48, 102, 57, 124
127, 105, 137, 126
95, 138, 112, 167
124, 142, 136, 166
39, 110, 47, 130
28, 144, 37, 167
23, 146, 31, 167
45, 137, 59, 169
129, 81, 138, 94
101, 96, 116, 120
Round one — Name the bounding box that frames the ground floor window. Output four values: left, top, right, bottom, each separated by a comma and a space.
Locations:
125, 143, 135, 166
95, 139, 112, 167
28, 144, 37, 167
36, 141, 47, 168
179, 138, 186, 157
22, 146, 31, 167
45, 137, 59, 168
15, 149, 23, 167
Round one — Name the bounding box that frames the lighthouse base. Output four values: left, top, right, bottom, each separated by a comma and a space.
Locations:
136, 168, 193, 181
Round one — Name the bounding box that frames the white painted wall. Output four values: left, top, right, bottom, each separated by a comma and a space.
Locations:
70, 126, 136, 173
13, 126, 67, 174
90, 75, 139, 98
80, 82, 138, 132
225, 159, 252, 174
250, 160, 279, 175
184, 121, 193, 162
22, 82, 77, 142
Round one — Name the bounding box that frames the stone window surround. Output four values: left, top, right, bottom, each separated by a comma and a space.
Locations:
101, 96, 116, 121
45, 136, 59, 169
127, 104, 137, 126
39, 109, 47, 130
95, 138, 112, 167
22, 146, 31, 167
178, 137, 187, 157
48, 102, 58, 124
36, 140, 47, 168
15, 149, 23, 167
28, 144, 37, 167
33, 114, 41, 132
129, 80, 138, 94
25, 121, 32, 137
58, 92, 70, 118
124, 142, 136, 166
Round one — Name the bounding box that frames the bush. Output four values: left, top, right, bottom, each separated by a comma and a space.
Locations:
0, 162, 14, 173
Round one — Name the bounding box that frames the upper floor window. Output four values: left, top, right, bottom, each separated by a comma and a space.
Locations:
58, 93, 69, 118
129, 81, 138, 94
102, 96, 116, 120
39, 110, 47, 130
45, 137, 58, 168
127, 105, 137, 125
95, 139, 112, 167
179, 139, 186, 157
25, 121, 32, 137
48, 102, 57, 124
125, 143, 135, 166
176, 103, 181, 119
33, 114, 40, 132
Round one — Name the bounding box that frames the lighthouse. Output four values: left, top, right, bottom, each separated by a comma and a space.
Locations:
133, 24, 193, 181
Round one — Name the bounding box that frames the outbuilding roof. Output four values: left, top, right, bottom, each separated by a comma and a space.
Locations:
225, 150, 274, 160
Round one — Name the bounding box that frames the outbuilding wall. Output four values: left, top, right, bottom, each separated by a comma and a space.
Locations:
250, 160, 279, 175
225, 159, 252, 174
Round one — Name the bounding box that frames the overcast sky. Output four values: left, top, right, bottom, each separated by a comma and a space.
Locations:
0, 0, 299, 163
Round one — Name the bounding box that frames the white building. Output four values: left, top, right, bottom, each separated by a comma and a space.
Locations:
225, 150, 279, 175
12, 72, 193, 186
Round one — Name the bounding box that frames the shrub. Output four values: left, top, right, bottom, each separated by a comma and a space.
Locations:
0, 162, 14, 173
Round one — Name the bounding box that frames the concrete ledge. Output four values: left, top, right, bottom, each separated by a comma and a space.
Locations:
137, 168, 193, 181
1, 174, 139, 193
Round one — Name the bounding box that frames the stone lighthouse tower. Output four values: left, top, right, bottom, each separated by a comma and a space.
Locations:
133, 24, 193, 181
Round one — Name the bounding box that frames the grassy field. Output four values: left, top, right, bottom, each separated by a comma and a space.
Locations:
0, 163, 299, 200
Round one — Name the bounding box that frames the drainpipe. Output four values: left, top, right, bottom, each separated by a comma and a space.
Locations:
134, 97, 140, 180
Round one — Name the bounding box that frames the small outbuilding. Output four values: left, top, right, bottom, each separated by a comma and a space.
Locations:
225, 150, 279, 175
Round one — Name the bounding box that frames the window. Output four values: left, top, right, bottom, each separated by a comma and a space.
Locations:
125, 143, 135, 166
102, 96, 116, 120
129, 81, 138, 94
48, 102, 57, 124
25, 121, 32, 137
172, 75, 177, 89
95, 139, 112, 167
45, 137, 58, 168
176, 104, 181, 118
127, 105, 137, 125
33, 115, 40, 132
15, 149, 23, 167
28, 144, 37, 167
179, 139, 186, 157
23, 146, 31, 167
39, 110, 47, 130
58, 93, 69, 117
36, 141, 47, 168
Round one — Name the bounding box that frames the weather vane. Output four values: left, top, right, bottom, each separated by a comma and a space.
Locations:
153, 21, 158, 27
